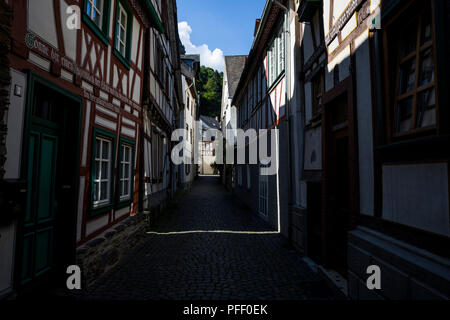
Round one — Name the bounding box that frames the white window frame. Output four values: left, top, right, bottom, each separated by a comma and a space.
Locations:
119, 144, 133, 200
116, 2, 128, 56
93, 136, 112, 206
87, 0, 104, 28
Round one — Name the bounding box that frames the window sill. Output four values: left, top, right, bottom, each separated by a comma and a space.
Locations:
82, 14, 109, 46
113, 48, 131, 70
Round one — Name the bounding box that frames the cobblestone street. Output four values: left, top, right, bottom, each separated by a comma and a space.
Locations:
73, 176, 335, 300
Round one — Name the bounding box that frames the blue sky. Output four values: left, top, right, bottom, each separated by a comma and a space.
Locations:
176, 0, 267, 71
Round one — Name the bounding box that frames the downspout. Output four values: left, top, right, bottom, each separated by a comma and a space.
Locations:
298, 19, 307, 254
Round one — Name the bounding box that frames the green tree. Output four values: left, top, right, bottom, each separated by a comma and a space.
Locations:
197, 66, 223, 118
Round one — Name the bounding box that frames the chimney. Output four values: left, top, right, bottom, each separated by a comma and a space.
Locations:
254, 19, 261, 37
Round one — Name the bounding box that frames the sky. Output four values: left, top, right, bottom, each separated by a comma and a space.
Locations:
176, 0, 267, 72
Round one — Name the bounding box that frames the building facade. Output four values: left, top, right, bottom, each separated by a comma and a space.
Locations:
141, 0, 182, 212
199, 115, 220, 175
232, 0, 303, 235
230, 0, 450, 300
0, 0, 182, 297
220, 55, 246, 189
179, 54, 200, 189
296, 0, 450, 299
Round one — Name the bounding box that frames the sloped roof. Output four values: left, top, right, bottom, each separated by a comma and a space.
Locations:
224, 55, 247, 98
200, 115, 221, 130
181, 54, 200, 78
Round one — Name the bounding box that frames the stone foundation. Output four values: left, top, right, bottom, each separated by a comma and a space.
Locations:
76, 214, 148, 287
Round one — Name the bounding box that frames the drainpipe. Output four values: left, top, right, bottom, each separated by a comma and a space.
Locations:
298, 19, 307, 254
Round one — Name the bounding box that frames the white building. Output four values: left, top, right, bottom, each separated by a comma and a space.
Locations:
233, 0, 303, 237
199, 116, 221, 175
179, 54, 200, 189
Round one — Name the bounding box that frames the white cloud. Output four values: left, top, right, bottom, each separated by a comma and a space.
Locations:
178, 21, 225, 72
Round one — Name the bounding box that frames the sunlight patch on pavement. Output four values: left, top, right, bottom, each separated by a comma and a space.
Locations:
146, 230, 280, 235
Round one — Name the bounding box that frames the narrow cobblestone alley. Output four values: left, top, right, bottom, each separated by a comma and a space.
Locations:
73, 176, 334, 300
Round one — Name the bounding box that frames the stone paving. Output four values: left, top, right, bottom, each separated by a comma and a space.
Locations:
73, 176, 335, 300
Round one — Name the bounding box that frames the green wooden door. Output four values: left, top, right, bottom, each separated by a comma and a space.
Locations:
21, 130, 58, 285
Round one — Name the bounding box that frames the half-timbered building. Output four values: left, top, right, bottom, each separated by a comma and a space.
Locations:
297, 0, 450, 299
1, 0, 169, 295
232, 0, 303, 236
140, 0, 182, 212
